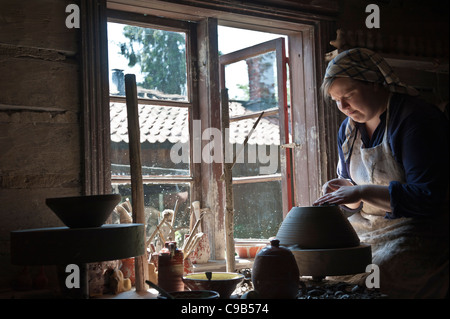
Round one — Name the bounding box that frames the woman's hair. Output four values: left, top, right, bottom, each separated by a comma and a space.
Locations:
320, 77, 335, 100
320, 76, 388, 103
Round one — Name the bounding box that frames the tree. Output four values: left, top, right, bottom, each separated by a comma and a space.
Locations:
119, 26, 187, 96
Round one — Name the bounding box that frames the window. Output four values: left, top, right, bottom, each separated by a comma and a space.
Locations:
107, 13, 197, 248
96, 2, 326, 263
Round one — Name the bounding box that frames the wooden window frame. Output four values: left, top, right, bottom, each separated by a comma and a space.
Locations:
218, 37, 293, 217
106, 9, 201, 202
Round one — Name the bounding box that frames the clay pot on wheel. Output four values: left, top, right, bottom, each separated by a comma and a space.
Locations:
276, 205, 360, 249
251, 239, 299, 299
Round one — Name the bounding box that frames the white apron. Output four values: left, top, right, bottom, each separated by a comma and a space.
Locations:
340, 103, 449, 299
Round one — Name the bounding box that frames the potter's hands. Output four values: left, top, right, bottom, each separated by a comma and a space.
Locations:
321, 178, 354, 195
313, 178, 362, 207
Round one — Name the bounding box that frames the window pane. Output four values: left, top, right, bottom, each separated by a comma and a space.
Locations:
230, 114, 280, 177
110, 102, 190, 176
111, 182, 191, 246
108, 22, 188, 102
225, 51, 278, 116
233, 181, 283, 239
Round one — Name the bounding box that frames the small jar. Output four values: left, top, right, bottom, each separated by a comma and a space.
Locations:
252, 239, 300, 299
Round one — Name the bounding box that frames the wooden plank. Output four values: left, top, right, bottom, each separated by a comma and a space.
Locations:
197, 18, 223, 260
288, 32, 309, 207
288, 27, 323, 206
107, 0, 338, 25
107, 8, 191, 31
301, 28, 321, 204
80, 0, 111, 196
124, 74, 147, 292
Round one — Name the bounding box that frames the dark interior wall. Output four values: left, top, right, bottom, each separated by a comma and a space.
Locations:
331, 0, 449, 109
0, 0, 81, 289
337, 0, 449, 42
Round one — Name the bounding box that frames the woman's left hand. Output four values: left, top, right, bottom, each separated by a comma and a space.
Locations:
313, 185, 362, 206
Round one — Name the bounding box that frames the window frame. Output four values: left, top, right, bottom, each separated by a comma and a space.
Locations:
218, 37, 293, 225
106, 9, 202, 203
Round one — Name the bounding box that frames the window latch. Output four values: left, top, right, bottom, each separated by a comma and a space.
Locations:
280, 143, 302, 149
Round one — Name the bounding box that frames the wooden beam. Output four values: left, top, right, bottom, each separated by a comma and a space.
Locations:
80, 0, 111, 196
221, 89, 235, 272
197, 17, 223, 260
124, 74, 147, 292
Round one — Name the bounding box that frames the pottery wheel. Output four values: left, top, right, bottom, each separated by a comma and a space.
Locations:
290, 244, 371, 278
10, 224, 145, 265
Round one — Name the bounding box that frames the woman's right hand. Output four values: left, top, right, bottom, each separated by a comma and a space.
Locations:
314, 178, 361, 209
321, 178, 354, 195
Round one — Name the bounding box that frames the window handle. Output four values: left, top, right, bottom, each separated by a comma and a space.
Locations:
280, 143, 302, 149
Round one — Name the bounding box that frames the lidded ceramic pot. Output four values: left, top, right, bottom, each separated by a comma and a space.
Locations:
251, 239, 299, 299
276, 205, 360, 249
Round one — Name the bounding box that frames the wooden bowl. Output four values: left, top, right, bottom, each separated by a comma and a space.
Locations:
45, 194, 121, 228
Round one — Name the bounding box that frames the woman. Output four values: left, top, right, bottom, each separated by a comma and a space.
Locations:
314, 48, 448, 298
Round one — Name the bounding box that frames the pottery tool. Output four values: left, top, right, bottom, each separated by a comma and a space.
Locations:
182, 211, 206, 259
125, 74, 147, 292
192, 201, 202, 232
171, 199, 179, 228
145, 213, 172, 253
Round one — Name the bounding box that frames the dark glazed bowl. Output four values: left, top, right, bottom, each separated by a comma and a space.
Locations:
45, 194, 121, 228
276, 205, 360, 249
157, 290, 220, 299
182, 272, 244, 299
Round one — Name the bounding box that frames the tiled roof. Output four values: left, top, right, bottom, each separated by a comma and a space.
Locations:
110, 102, 280, 145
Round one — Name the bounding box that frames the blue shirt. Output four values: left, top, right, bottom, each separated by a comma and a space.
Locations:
337, 93, 449, 218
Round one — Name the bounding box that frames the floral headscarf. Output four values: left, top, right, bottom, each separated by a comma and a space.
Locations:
324, 48, 418, 96
324, 48, 419, 162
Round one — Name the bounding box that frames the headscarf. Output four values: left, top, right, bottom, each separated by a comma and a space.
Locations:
324, 48, 419, 162
324, 48, 419, 96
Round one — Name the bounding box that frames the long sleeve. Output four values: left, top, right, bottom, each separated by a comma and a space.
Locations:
387, 96, 449, 218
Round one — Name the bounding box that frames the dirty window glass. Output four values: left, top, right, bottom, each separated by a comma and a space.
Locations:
225, 51, 278, 115
233, 181, 283, 239
108, 22, 188, 102
111, 182, 191, 247
110, 102, 190, 176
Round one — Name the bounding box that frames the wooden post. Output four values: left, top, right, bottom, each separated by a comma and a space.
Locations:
221, 89, 236, 272
124, 74, 147, 292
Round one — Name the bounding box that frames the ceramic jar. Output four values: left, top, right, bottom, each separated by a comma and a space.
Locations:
251, 239, 300, 299
157, 241, 184, 292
